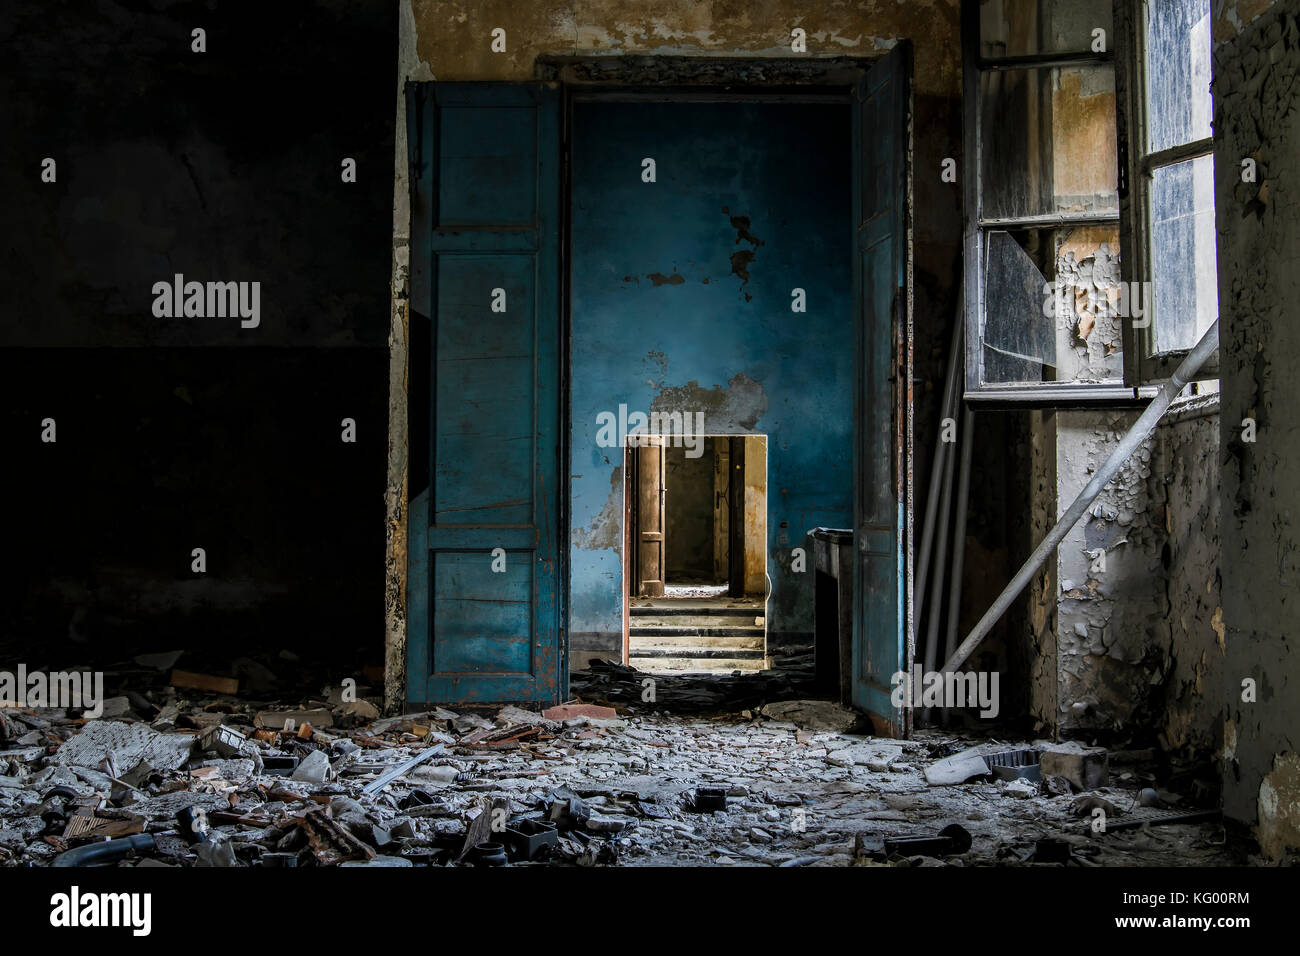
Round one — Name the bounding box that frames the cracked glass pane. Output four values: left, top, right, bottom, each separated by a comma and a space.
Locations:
982, 226, 1125, 386
1144, 0, 1213, 154
1151, 154, 1218, 353
983, 230, 1055, 383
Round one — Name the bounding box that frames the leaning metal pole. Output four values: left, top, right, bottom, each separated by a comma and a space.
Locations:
939, 318, 1220, 676
914, 296, 964, 643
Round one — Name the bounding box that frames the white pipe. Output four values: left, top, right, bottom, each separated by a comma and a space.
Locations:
914, 300, 964, 641
943, 408, 975, 662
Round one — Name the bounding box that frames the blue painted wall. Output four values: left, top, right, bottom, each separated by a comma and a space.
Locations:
570, 101, 853, 659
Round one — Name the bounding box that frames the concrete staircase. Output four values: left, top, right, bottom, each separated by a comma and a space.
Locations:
629, 598, 767, 673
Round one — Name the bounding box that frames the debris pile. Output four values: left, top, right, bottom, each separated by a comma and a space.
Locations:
0, 665, 1241, 867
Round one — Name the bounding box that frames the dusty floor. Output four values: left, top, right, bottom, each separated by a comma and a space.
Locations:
0, 659, 1247, 868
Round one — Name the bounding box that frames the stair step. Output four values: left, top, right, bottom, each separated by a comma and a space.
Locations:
629, 625, 763, 638
630, 646, 766, 659
631, 612, 763, 629
629, 656, 768, 673
630, 633, 764, 651
630, 604, 763, 616
632, 613, 764, 628
631, 642, 763, 655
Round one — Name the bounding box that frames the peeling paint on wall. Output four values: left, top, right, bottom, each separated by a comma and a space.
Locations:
1258, 752, 1300, 860
573, 465, 623, 551
646, 271, 685, 286
1054, 228, 1123, 382
1214, 0, 1281, 43
1031, 401, 1222, 750
650, 372, 769, 432
1152, 408, 1223, 757
384, 1, 438, 712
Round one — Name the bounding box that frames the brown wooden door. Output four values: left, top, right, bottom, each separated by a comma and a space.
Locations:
635, 437, 666, 597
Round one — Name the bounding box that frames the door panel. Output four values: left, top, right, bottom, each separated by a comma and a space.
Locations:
636, 438, 666, 597
712, 439, 729, 583
406, 82, 563, 705
852, 44, 914, 735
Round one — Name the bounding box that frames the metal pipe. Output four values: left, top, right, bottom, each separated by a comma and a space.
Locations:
940, 319, 1220, 676
51, 833, 155, 867
923, 408, 958, 682
914, 297, 963, 640
939, 406, 975, 723
361, 743, 445, 796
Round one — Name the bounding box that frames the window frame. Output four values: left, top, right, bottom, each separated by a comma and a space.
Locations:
962, 0, 1148, 404
1116, 0, 1220, 386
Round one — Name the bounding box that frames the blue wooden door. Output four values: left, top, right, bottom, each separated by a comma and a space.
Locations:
852, 44, 913, 735
405, 83, 564, 705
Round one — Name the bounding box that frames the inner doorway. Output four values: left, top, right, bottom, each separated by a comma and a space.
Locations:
624, 435, 768, 674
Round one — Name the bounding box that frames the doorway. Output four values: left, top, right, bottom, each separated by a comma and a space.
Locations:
404, 46, 912, 728
623, 435, 768, 674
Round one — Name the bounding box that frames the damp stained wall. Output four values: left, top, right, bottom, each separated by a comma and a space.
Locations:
1212, 0, 1300, 857
1151, 404, 1223, 761
568, 101, 852, 663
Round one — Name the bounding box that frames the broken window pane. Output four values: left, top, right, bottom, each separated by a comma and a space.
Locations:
1144, 0, 1213, 153
982, 226, 1124, 386
984, 230, 1056, 382
1150, 154, 1218, 353
980, 65, 1118, 221
980, 0, 1113, 59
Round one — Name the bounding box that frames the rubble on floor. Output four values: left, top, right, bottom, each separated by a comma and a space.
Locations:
0, 664, 1244, 868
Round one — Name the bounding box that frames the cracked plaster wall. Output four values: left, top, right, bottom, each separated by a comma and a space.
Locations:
1213, 0, 1300, 856
1029, 403, 1222, 755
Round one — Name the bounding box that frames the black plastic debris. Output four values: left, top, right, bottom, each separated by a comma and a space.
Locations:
470, 841, 508, 867
986, 748, 1042, 783
399, 788, 437, 810
884, 823, 972, 858
261, 755, 300, 776
50, 834, 156, 868
1034, 837, 1072, 863
504, 819, 559, 861
689, 786, 728, 813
